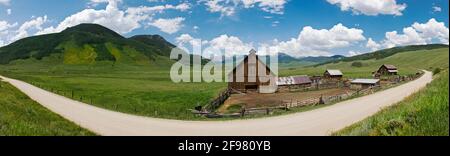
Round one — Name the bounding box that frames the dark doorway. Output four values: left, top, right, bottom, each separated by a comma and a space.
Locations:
245, 85, 258, 90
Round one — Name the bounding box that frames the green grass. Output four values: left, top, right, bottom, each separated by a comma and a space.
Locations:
281, 48, 449, 78
0, 57, 227, 120
0, 80, 95, 136
333, 70, 449, 136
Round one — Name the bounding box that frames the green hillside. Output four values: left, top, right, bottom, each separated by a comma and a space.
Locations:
334, 70, 449, 136
281, 47, 449, 78
314, 44, 449, 66
0, 23, 175, 65
0, 80, 95, 136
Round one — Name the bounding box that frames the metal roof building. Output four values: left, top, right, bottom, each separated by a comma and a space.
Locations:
325, 69, 343, 76
351, 79, 380, 84
277, 75, 312, 86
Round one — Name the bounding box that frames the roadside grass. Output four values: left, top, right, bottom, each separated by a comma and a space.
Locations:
280, 48, 449, 78
0, 80, 95, 136
333, 70, 449, 136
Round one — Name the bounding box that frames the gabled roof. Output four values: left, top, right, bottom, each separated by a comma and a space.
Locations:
228, 50, 275, 76
382, 64, 397, 70
351, 79, 380, 84
277, 75, 312, 86
325, 69, 343, 76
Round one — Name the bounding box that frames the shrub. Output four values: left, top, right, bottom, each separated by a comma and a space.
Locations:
351, 62, 363, 67
433, 68, 441, 75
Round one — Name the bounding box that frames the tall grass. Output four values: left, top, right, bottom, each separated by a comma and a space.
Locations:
333, 70, 449, 136
0, 80, 95, 136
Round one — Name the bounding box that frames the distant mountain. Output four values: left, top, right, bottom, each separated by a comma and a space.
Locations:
314, 44, 449, 67
0, 23, 178, 65
278, 53, 345, 64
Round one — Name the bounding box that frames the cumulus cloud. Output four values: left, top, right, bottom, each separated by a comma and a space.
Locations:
6, 9, 11, 15
0, 16, 48, 46
372, 18, 450, 48
366, 38, 381, 51
149, 17, 185, 34
200, 0, 287, 17
175, 33, 253, 59
0, 0, 10, 6
433, 6, 442, 12
327, 0, 406, 16
177, 23, 366, 58
347, 50, 363, 56
37, 1, 190, 35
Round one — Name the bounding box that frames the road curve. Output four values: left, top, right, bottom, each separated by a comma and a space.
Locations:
0, 71, 432, 136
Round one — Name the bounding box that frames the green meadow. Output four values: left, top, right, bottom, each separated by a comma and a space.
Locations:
0, 54, 227, 120
333, 69, 449, 136
0, 80, 95, 136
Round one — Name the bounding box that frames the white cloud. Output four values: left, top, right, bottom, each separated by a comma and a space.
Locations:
37, 1, 190, 35
366, 38, 381, 51
200, 0, 287, 17
176, 23, 365, 58
6, 9, 11, 15
327, 0, 406, 16
0, 16, 48, 46
266, 23, 366, 57
0, 0, 10, 6
412, 18, 449, 44
375, 18, 449, 48
0, 20, 16, 32
149, 17, 185, 34
206, 34, 254, 57
347, 50, 362, 56
12, 16, 49, 42
433, 6, 442, 12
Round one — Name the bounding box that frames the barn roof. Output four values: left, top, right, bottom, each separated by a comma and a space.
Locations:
351, 79, 380, 84
228, 49, 275, 76
383, 64, 398, 70
277, 75, 312, 86
326, 69, 343, 76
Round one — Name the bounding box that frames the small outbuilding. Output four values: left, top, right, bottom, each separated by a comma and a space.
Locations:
350, 79, 380, 90
377, 64, 398, 76
324, 69, 343, 80
277, 75, 313, 92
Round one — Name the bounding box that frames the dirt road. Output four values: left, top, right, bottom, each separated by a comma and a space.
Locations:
0, 71, 432, 136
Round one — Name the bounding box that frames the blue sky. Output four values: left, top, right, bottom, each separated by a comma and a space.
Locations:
0, 0, 448, 57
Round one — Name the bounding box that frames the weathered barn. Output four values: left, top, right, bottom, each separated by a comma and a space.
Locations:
277, 75, 312, 92
228, 50, 277, 94
377, 64, 398, 76
324, 69, 343, 80
350, 79, 380, 90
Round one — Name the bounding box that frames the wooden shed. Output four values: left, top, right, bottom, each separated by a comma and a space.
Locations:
228, 49, 277, 94
277, 75, 312, 92
324, 69, 343, 80
351, 79, 380, 90
377, 64, 398, 76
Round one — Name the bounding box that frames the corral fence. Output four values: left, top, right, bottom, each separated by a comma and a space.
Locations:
201, 89, 232, 113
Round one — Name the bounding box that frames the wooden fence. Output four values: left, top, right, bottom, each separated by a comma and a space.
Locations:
202, 89, 232, 112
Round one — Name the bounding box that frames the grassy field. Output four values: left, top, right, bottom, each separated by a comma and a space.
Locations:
0, 80, 95, 136
333, 70, 449, 136
0, 54, 227, 120
280, 48, 449, 78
